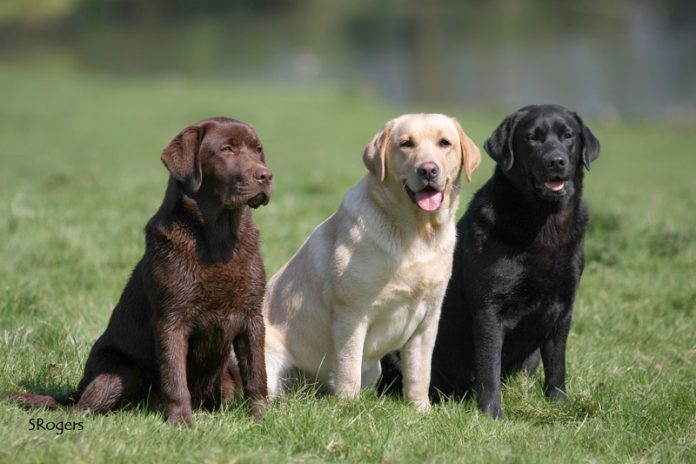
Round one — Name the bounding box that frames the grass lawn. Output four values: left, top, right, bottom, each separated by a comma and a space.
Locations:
0, 64, 694, 463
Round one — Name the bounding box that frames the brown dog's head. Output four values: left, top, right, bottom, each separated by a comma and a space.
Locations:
363, 113, 480, 213
161, 117, 272, 209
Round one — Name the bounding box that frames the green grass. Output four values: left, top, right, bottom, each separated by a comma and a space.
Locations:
0, 64, 694, 463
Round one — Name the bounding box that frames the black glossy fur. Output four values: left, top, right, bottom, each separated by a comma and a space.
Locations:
380, 104, 600, 419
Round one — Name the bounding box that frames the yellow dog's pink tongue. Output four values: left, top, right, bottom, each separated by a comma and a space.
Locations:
415, 189, 443, 211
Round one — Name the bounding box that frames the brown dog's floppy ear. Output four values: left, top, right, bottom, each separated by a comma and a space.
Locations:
573, 112, 601, 171
452, 118, 481, 183
362, 120, 394, 182
484, 110, 525, 172
161, 124, 204, 194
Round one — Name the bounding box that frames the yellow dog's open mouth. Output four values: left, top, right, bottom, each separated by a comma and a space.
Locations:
405, 184, 444, 212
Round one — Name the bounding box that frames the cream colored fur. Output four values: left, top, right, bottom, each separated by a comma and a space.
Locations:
263, 113, 480, 409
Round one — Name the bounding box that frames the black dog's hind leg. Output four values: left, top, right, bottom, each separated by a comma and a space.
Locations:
377, 351, 403, 396
521, 349, 541, 375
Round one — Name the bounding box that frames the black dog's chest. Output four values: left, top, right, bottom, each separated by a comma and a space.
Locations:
488, 240, 577, 328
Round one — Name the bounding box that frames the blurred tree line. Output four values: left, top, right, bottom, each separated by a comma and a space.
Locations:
2, 0, 695, 26
1, 0, 693, 119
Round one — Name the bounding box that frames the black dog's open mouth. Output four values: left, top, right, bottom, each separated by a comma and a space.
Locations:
246, 192, 269, 209
533, 176, 569, 197
544, 180, 565, 192
404, 183, 444, 212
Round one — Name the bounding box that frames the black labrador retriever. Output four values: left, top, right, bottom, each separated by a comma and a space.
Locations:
380, 104, 600, 419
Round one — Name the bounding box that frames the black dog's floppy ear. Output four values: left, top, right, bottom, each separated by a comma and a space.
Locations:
484, 111, 524, 172
161, 124, 204, 194
573, 112, 600, 171
363, 120, 394, 182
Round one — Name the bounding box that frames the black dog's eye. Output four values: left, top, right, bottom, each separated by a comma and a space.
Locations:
439, 138, 452, 148
399, 139, 414, 149
526, 133, 540, 142
561, 132, 574, 140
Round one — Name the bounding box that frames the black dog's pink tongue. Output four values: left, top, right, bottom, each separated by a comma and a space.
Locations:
415, 189, 443, 212
544, 181, 565, 192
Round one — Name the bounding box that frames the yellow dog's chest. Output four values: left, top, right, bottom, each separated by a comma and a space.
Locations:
361, 256, 450, 359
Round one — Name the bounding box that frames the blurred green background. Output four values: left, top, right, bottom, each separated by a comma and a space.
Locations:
1, 0, 695, 120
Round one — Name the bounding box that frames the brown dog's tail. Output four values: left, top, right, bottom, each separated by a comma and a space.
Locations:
1, 390, 77, 409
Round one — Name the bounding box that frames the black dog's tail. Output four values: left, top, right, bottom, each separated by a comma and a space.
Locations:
1, 390, 77, 409
377, 351, 403, 396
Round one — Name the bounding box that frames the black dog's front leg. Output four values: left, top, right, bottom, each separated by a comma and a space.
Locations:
473, 313, 505, 419
540, 310, 572, 401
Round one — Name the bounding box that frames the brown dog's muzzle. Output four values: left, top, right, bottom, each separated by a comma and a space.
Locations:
247, 166, 272, 208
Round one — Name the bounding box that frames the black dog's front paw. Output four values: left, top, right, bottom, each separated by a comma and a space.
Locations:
544, 386, 567, 401
479, 401, 506, 420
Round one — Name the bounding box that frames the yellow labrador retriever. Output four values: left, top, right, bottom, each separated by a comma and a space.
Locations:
264, 114, 480, 409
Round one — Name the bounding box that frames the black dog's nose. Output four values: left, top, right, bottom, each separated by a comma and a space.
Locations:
254, 167, 273, 183
546, 156, 568, 170
417, 161, 440, 180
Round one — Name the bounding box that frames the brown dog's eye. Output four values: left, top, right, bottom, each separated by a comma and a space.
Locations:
221, 146, 234, 153
400, 139, 414, 149
439, 139, 451, 148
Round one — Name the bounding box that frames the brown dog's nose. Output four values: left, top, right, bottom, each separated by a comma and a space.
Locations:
417, 161, 440, 181
254, 167, 272, 183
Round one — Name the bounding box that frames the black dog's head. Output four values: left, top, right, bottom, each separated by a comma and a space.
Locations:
484, 104, 600, 203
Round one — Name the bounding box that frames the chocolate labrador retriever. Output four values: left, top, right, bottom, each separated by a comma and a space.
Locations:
3, 117, 272, 425
380, 104, 600, 419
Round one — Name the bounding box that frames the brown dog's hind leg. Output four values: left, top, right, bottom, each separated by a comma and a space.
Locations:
199, 360, 239, 411
76, 362, 144, 413
222, 355, 242, 403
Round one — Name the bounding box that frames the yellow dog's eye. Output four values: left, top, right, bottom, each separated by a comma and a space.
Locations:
399, 139, 414, 149
439, 139, 451, 148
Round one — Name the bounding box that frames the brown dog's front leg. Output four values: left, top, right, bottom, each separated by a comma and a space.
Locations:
157, 325, 192, 426
233, 315, 268, 420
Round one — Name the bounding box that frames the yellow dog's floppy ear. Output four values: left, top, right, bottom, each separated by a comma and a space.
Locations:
452, 118, 481, 183
161, 123, 204, 194
362, 120, 394, 182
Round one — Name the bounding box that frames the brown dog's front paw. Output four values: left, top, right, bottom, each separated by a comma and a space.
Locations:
249, 397, 267, 421
165, 404, 193, 427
